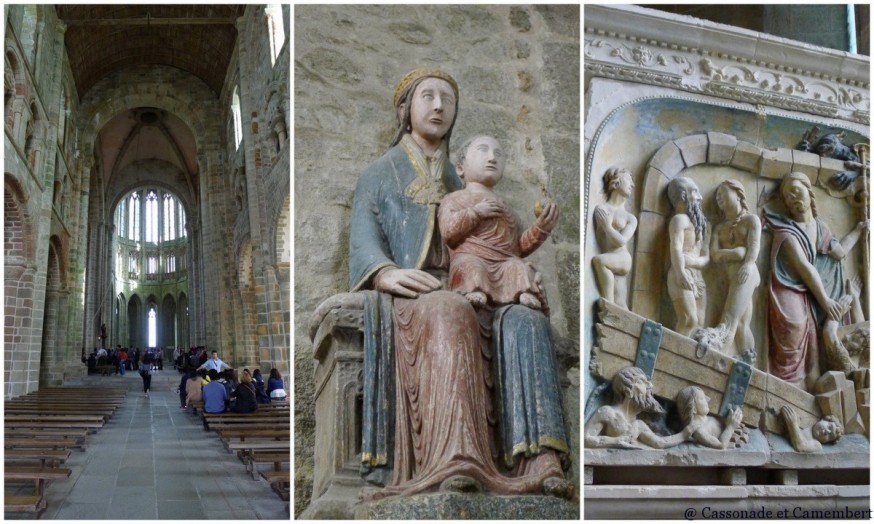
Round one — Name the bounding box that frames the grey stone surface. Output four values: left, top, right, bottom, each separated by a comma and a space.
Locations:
585, 429, 770, 467
36, 375, 289, 520
355, 493, 579, 520
767, 433, 870, 469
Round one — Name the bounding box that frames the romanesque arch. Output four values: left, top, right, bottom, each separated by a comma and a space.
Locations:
39, 238, 62, 386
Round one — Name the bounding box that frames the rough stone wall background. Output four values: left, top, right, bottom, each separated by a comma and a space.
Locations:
294, 4, 580, 516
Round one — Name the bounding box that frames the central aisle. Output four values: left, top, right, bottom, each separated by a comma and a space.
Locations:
32, 372, 289, 520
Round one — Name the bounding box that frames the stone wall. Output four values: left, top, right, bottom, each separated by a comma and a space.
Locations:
4, 5, 83, 395
294, 4, 580, 516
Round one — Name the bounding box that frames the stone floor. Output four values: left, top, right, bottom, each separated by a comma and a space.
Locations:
5, 370, 290, 520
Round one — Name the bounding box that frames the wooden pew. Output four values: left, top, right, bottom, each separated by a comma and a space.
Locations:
4, 466, 71, 516
5, 449, 71, 468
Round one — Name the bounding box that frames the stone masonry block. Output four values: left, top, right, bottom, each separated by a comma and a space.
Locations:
674, 134, 708, 168
851, 368, 869, 390
648, 141, 685, 177
815, 370, 848, 393
640, 166, 671, 216
759, 148, 794, 180
841, 383, 859, 423
856, 387, 870, 407
584, 466, 593, 485
707, 132, 737, 165
720, 467, 746, 486
776, 470, 798, 486
816, 389, 842, 420
632, 251, 663, 292
635, 211, 667, 255
630, 290, 659, 321
791, 149, 821, 179
730, 141, 762, 172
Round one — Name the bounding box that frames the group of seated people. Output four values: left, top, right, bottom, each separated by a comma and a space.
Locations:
178, 366, 287, 413
84, 346, 164, 375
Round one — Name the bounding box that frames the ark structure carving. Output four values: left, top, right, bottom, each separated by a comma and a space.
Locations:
584, 6, 870, 518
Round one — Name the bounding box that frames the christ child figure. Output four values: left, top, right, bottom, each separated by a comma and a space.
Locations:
438, 135, 559, 310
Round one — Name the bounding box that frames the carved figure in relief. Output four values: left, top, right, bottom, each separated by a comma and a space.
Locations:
584, 366, 692, 449
592, 167, 637, 309
438, 135, 558, 311
763, 172, 867, 389
675, 386, 747, 449
780, 405, 843, 452
350, 68, 571, 500
710, 180, 761, 360
666, 177, 709, 336
796, 127, 865, 191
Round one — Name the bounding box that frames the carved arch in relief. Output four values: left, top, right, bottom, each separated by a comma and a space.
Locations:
629, 132, 862, 325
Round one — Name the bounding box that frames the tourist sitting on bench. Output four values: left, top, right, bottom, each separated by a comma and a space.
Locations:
203, 369, 229, 413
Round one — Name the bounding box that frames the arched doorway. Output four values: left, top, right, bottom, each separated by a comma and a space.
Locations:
161, 294, 176, 348
128, 295, 142, 349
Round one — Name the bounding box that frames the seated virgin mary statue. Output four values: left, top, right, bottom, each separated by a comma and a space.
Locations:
348, 68, 573, 500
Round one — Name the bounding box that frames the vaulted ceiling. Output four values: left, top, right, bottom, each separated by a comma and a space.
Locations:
56, 5, 245, 97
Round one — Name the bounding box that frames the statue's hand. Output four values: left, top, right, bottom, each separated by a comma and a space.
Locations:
536, 202, 560, 233
726, 407, 743, 428
856, 219, 869, 233
593, 207, 609, 229
824, 298, 843, 322
374, 268, 442, 298
472, 200, 502, 219
737, 263, 752, 284
781, 405, 798, 425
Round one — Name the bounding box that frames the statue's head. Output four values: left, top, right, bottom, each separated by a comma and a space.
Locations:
603, 167, 634, 198
666, 176, 706, 239
676, 386, 710, 426
389, 68, 459, 149
779, 172, 818, 218
715, 179, 748, 217
455, 136, 505, 188
814, 133, 845, 157
812, 415, 843, 444
612, 366, 664, 415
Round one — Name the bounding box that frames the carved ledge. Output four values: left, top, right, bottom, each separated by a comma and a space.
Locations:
585, 5, 870, 124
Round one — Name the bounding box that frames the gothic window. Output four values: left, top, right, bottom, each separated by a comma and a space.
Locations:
148, 307, 157, 347
265, 5, 285, 67
128, 252, 138, 277
147, 255, 157, 275
167, 254, 176, 273
232, 86, 243, 150
178, 201, 187, 238
128, 192, 140, 239
145, 190, 158, 243
163, 193, 176, 241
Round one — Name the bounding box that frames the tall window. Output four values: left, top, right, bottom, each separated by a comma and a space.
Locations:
128, 193, 140, 239
266, 5, 285, 67
232, 86, 243, 149
166, 254, 176, 273
145, 191, 158, 243
148, 307, 157, 347
179, 201, 187, 238
163, 193, 176, 241
147, 255, 158, 275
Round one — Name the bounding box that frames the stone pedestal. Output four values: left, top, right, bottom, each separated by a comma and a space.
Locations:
306, 303, 367, 519
355, 493, 579, 520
